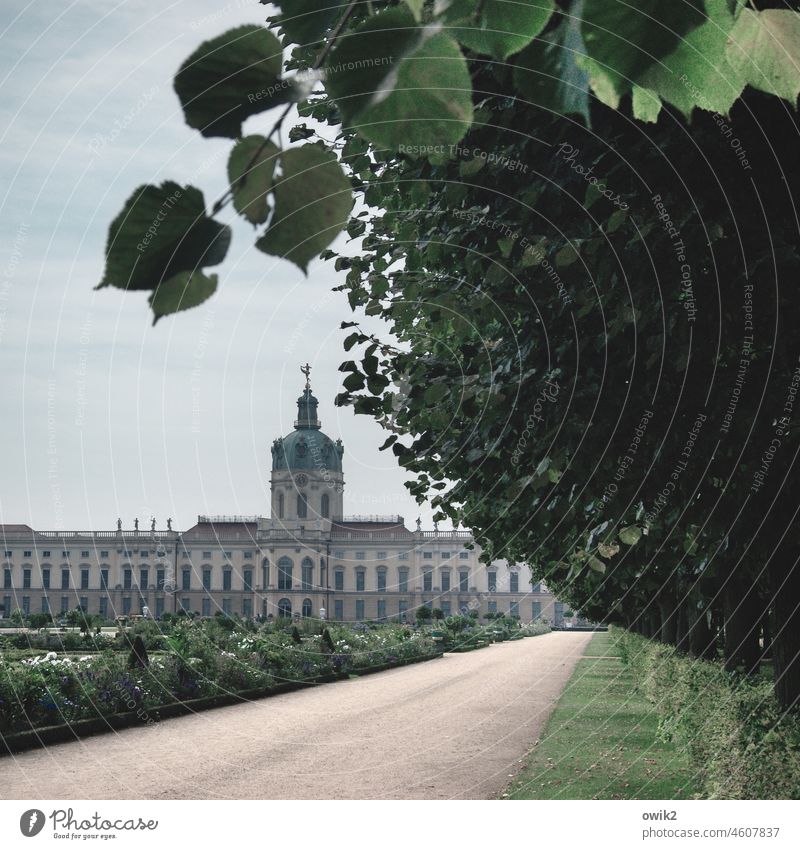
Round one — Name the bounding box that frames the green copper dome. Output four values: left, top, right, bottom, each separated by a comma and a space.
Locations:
271, 388, 343, 473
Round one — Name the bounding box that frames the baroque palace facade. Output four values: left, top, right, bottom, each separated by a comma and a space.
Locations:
0, 378, 558, 624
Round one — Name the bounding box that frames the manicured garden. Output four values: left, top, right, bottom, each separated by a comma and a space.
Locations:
507, 630, 800, 800
0, 615, 441, 748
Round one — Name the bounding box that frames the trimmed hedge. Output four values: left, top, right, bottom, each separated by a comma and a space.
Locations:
616, 629, 800, 799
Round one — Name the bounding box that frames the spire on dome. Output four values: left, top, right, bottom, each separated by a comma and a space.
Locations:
295, 365, 321, 429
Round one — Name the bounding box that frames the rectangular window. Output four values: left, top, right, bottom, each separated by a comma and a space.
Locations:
262, 565, 269, 587
399, 599, 408, 618
356, 571, 365, 592
42, 568, 51, 589
61, 569, 70, 590
398, 569, 409, 593
81, 569, 89, 590
59, 596, 69, 613
423, 571, 433, 592
123, 597, 131, 615
242, 598, 252, 618
182, 569, 191, 591
488, 571, 497, 593
224, 551, 232, 560
244, 551, 253, 559
42, 551, 50, 558
334, 599, 344, 620
532, 601, 541, 619
423, 551, 433, 559
22, 596, 30, 615
41, 596, 50, 614
100, 569, 109, 589
79, 596, 88, 612
377, 570, 386, 592
532, 582, 541, 593
510, 601, 520, 618
441, 552, 451, 559
510, 572, 519, 593
181, 598, 191, 612
202, 598, 211, 617
124, 569, 132, 590
23, 568, 31, 589
23, 550, 32, 558
441, 571, 450, 592
99, 597, 108, 617
140, 551, 148, 560
399, 552, 409, 560
442, 601, 451, 617
62, 551, 70, 558
155, 597, 164, 618
81, 550, 90, 558
377, 551, 387, 560
278, 562, 292, 590
334, 550, 345, 559
139, 568, 149, 589
223, 571, 232, 591
355, 599, 365, 620
334, 570, 344, 591
222, 598, 231, 615
2, 595, 11, 616
203, 569, 212, 591
243, 569, 253, 591
355, 551, 365, 561
157, 569, 165, 589
3, 569, 11, 589
302, 564, 313, 590
377, 599, 386, 620
459, 551, 469, 560
203, 551, 212, 559
488, 600, 497, 614
459, 571, 469, 592
100, 551, 109, 558
3, 551, 12, 558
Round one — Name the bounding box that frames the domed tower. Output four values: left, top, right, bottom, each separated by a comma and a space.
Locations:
269, 367, 344, 528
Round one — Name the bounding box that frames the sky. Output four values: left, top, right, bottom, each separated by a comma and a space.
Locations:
0, 0, 437, 532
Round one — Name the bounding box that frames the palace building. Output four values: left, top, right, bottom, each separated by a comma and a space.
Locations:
0, 377, 558, 624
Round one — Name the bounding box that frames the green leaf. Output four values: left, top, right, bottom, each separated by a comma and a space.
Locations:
227, 135, 280, 225
99, 182, 231, 291
174, 25, 286, 138
577, 0, 706, 107
277, 0, 341, 45
256, 144, 353, 273
588, 555, 606, 573
326, 6, 473, 151
149, 270, 218, 325
631, 85, 661, 123
727, 8, 800, 105
442, 0, 555, 61
512, 15, 590, 121
637, 0, 744, 119
619, 525, 642, 546
404, 0, 426, 21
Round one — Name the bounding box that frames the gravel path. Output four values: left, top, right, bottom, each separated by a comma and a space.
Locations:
2, 631, 592, 800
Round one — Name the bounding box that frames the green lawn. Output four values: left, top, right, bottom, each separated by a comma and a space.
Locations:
506, 631, 699, 799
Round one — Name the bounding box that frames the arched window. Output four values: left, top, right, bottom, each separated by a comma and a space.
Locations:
278, 598, 292, 618
321, 493, 329, 518
277, 492, 284, 519
278, 556, 293, 590
301, 557, 314, 590
302, 598, 313, 618
297, 493, 307, 518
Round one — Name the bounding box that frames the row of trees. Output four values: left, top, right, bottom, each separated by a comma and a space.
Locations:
99, 1, 800, 708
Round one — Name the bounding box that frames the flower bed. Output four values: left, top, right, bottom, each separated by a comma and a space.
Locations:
0, 620, 440, 747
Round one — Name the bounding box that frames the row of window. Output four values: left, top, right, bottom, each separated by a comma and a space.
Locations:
275, 492, 331, 519
2, 549, 257, 560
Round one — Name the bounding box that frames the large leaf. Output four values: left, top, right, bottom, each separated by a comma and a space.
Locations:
727, 8, 800, 104
274, 0, 341, 45
174, 25, 286, 138
637, 0, 744, 119
577, 0, 706, 107
227, 135, 281, 225
442, 0, 555, 61
512, 14, 591, 122
98, 182, 231, 291
326, 6, 473, 151
149, 270, 218, 325
256, 144, 353, 273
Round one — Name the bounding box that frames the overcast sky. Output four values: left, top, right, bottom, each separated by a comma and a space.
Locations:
0, 0, 440, 532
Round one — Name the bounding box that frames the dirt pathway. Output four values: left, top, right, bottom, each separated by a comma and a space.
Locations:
2, 631, 592, 800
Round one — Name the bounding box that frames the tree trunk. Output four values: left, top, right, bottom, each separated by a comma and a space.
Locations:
675, 596, 691, 653
658, 590, 678, 645
722, 573, 762, 675
769, 553, 800, 711
689, 601, 717, 660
